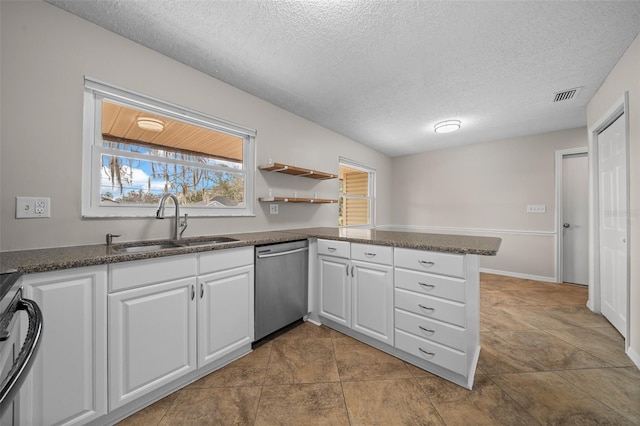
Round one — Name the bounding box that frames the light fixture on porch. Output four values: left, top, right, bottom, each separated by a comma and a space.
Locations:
137, 117, 164, 132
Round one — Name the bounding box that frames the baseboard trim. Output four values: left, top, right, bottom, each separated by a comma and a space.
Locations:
479, 268, 556, 283
627, 346, 640, 370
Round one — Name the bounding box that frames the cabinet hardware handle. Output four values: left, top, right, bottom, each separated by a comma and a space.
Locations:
364, 252, 376, 257
351, 266, 354, 277
418, 282, 435, 289
328, 247, 336, 252
418, 260, 435, 267
418, 304, 435, 312
419, 326, 435, 334
346, 264, 349, 276
418, 348, 435, 357
200, 283, 204, 298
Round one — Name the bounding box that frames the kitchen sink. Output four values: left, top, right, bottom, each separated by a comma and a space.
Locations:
114, 237, 239, 253
179, 237, 238, 247
115, 243, 182, 253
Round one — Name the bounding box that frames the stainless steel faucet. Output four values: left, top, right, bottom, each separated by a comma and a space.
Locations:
156, 193, 188, 240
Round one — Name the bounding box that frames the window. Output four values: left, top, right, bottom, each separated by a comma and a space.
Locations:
338, 158, 375, 227
82, 78, 256, 217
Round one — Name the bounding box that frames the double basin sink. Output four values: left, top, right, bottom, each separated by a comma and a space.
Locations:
114, 236, 239, 254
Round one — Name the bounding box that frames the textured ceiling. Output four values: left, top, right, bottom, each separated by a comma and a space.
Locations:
46, 0, 640, 157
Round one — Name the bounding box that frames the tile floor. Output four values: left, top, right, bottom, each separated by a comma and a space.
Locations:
118, 273, 640, 425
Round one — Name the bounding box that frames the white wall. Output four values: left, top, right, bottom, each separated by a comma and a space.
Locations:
0, 1, 392, 251
390, 127, 588, 280
587, 34, 640, 366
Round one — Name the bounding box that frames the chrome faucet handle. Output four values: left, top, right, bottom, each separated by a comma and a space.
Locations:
106, 233, 121, 246
179, 214, 188, 238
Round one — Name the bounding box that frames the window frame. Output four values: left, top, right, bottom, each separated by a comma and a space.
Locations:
339, 157, 376, 228
82, 78, 256, 218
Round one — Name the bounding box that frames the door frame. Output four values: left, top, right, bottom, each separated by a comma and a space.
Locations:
587, 92, 630, 348
555, 147, 589, 284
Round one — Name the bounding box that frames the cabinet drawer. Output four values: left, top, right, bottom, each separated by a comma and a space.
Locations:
109, 254, 197, 292
394, 248, 465, 278
395, 268, 465, 302
318, 239, 350, 258
351, 243, 393, 266
395, 309, 466, 352
199, 246, 253, 275
395, 329, 467, 376
395, 288, 466, 327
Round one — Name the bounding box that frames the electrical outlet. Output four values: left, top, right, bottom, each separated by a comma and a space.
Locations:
16, 197, 51, 218
526, 204, 546, 214
270, 204, 278, 215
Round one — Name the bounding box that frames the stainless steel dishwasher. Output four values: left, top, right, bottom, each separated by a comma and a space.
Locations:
254, 240, 308, 341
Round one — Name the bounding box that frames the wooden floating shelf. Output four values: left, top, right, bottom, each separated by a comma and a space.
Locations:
259, 197, 337, 204
259, 162, 337, 180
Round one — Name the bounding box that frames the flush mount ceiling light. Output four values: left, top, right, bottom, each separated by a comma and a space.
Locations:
137, 117, 164, 132
434, 120, 461, 134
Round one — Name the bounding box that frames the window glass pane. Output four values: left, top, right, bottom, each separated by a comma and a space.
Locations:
101, 100, 244, 164
342, 197, 370, 226
100, 154, 244, 207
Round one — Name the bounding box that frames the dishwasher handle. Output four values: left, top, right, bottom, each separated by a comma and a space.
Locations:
256, 246, 309, 259
0, 296, 43, 416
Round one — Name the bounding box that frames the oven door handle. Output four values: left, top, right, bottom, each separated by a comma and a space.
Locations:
0, 297, 43, 414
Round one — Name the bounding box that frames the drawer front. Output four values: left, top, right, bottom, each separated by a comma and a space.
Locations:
395, 309, 466, 352
350, 243, 393, 266
395, 329, 467, 376
109, 254, 197, 292
395, 288, 466, 327
199, 246, 253, 275
394, 248, 465, 278
395, 268, 465, 302
318, 239, 350, 258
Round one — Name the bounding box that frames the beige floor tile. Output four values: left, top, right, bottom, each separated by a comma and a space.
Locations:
230, 340, 272, 369
477, 332, 541, 374
255, 382, 349, 425
480, 307, 538, 332
544, 326, 633, 367
272, 321, 334, 340
334, 338, 413, 381
342, 378, 444, 425
493, 330, 611, 370
116, 392, 179, 426
159, 387, 261, 425
555, 367, 640, 424
188, 363, 267, 388
264, 337, 339, 384
416, 373, 538, 425
492, 371, 634, 425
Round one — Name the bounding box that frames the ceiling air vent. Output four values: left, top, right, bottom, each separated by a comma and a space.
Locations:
553, 87, 582, 102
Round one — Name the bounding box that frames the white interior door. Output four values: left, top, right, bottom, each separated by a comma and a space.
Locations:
598, 113, 628, 337
562, 153, 589, 285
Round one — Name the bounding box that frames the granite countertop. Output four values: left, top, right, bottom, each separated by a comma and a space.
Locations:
0, 227, 500, 274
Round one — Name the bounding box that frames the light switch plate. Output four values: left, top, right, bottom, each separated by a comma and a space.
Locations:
526, 204, 546, 214
269, 204, 278, 215
16, 196, 51, 218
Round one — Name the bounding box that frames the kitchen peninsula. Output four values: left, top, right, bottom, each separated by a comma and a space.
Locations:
0, 227, 499, 425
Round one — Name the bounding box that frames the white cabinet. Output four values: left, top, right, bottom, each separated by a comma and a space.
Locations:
197, 247, 254, 368
21, 266, 107, 426
318, 240, 394, 345
108, 248, 254, 411
108, 277, 197, 410
394, 248, 480, 388
318, 255, 350, 326
351, 261, 393, 344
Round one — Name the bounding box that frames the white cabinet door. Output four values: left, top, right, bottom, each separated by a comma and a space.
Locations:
318, 255, 351, 327
21, 266, 107, 426
108, 278, 197, 410
351, 260, 394, 345
198, 265, 254, 367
